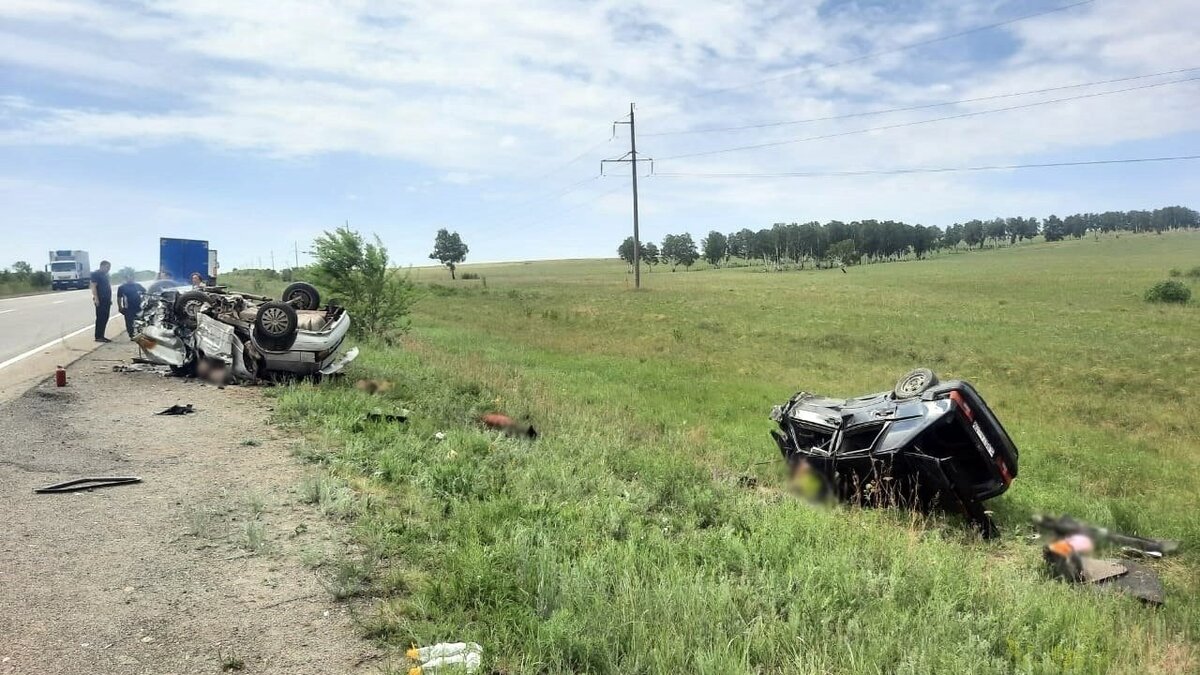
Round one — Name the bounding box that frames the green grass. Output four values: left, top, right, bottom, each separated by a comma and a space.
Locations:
273, 231, 1199, 673
0, 279, 51, 298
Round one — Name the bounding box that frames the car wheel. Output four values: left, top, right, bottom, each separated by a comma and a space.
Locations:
174, 290, 210, 328
254, 301, 298, 350
893, 368, 939, 399
281, 282, 320, 310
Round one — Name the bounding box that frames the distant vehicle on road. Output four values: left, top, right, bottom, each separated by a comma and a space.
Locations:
159, 238, 219, 287
47, 250, 90, 291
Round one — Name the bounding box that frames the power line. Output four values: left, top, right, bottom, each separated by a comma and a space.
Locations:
646, 66, 1200, 137
506, 180, 629, 238
601, 103, 649, 288
529, 136, 614, 181
683, 0, 1095, 100
659, 75, 1200, 161
652, 154, 1200, 179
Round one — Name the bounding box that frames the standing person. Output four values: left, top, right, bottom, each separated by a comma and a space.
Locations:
190, 272, 205, 288
116, 274, 145, 340
90, 260, 112, 343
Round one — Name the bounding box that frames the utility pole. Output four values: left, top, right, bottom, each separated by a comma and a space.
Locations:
602, 103, 652, 290
270, 250, 275, 270
294, 242, 300, 269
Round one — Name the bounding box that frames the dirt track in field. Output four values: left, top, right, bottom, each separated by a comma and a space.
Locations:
0, 344, 378, 674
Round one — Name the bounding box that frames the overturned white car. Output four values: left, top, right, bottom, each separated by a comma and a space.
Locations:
134, 281, 359, 383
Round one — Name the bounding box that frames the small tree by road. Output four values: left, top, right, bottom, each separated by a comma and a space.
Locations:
311, 226, 416, 338
429, 229, 469, 279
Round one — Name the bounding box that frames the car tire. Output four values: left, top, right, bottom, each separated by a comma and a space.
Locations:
893, 368, 939, 399
281, 282, 320, 310
174, 290, 210, 328
254, 301, 299, 351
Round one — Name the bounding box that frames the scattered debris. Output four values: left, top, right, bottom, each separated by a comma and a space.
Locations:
480, 412, 538, 439
113, 363, 171, 375
1034, 514, 1176, 604
35, 476, 142, 494
158, 404, 196, 416
355, 379, 394, 395
406, 642, 482, 674
433, 432, 446, 441
770, 368, 1018, 537
364, 410, 409, 424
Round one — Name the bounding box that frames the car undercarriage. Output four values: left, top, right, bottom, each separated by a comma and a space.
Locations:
134, 281, 358, 384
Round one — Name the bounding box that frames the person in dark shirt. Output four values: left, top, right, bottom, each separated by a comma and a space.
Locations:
116, 274, 145, 340
90, 260, 112, 343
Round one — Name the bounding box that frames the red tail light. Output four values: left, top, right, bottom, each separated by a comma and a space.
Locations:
949, 391, 974, 422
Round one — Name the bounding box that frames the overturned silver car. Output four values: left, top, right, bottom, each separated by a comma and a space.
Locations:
135, 281, 359, 383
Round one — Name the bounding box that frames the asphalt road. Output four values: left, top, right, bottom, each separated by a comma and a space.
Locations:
0, 289, 118, 367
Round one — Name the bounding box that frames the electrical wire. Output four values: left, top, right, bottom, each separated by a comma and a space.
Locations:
684, 0, 1096, 99
645, 66, 1200, 137
528, 136, 615, 181
504, 179, 629, 238
652, 155, 1200, 179
658, 75, 1200, 161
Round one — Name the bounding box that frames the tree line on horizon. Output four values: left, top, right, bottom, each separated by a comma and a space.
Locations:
618, 205, 1199, 270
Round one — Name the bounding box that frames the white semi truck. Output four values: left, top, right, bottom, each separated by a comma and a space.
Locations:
48, 250, 91, 290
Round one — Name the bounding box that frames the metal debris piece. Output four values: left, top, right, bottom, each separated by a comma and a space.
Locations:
1109, 561, 1166, 605
35, 477, 142, 493
113, 363, 171, 375
157, 404, 196, 415
1080, 558, 1128, 584
365, 410, 408, 424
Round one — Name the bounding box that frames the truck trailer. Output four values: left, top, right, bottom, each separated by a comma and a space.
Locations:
48, 250, 91, 290
159, 238, 219, 285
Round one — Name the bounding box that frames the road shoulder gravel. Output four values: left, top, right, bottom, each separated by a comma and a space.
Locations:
0, 343, 378, 674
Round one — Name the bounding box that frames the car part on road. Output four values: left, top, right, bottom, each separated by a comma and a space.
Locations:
770, 369, 1018, 537
157, 403, 195, 415
35, 476, 142, 493
364, 410, 409, 424
112, 363, 171, 375
282, 282, 321, 310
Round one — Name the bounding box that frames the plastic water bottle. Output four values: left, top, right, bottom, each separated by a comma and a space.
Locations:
406, 642, 482, 674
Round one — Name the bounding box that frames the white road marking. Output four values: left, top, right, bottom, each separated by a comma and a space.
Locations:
0, 309, 14, 315
52, 300, 66, 305
0, 315, 121, 371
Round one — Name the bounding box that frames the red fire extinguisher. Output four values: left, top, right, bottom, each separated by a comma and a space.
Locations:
55, 366, 67, 387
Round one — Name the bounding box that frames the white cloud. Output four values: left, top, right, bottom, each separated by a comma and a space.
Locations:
1, 0, 1199, 258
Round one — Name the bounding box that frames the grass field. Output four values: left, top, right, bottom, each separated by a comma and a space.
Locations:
274, 232, 1198, 673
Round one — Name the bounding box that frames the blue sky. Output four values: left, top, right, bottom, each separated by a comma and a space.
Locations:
2, 0, 1199, 271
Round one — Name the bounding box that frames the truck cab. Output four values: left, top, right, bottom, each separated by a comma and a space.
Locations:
48, 250, 91, 290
